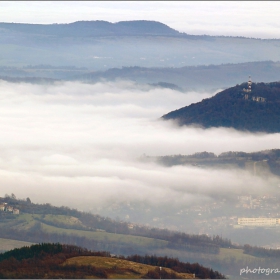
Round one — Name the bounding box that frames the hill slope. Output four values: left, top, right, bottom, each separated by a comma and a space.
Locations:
162, 81, 280, 133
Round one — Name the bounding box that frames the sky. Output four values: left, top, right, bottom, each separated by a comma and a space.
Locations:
0, 1, 280, 39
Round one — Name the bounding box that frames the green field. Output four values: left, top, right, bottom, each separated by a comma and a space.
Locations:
40, 223, 167, 248
218, 248, 261, 261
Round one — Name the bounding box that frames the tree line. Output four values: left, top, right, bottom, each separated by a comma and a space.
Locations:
244, 244, 280, 258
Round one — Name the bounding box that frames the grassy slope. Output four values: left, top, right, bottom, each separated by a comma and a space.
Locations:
2, 213, 264, 264
63, 256, 194, 279
40, 223, 167, 247
12, 213, 167, 248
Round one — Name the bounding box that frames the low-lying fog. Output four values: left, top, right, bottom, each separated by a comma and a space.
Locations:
1, 80, 280, 217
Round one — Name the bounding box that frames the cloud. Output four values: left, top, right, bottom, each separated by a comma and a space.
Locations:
0, 80, 280, 213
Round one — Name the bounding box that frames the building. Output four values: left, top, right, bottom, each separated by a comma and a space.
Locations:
6, 206, 13, 212
252, 96, 266, 102
0, 203, 20, 214
238, 217, 280, 226
13, 208, 20, 215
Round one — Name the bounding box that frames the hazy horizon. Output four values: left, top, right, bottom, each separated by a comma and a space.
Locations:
0, 1, 280, 39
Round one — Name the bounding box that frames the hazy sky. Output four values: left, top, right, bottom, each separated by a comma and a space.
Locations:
1, 1, 280, 38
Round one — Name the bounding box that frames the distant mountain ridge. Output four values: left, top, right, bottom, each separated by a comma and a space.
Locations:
0, 20, 182, 37
162, 81, 280, 133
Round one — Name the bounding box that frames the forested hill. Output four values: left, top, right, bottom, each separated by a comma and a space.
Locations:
162, 81, 280, 133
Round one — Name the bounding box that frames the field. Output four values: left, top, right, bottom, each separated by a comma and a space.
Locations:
218, 248, 260, 262
64, 256, 194, 279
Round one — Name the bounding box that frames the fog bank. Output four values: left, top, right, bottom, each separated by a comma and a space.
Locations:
0, 80, 279, 212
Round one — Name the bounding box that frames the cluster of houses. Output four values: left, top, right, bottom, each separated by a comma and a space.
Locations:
244, 94, 266, 102
0, 203, 20, 214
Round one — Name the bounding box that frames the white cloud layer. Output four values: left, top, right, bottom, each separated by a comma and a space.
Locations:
0, 80, 280, 212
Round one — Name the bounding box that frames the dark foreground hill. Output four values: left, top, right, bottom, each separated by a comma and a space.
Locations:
0, 243, 225, 279
162, 81, 280, 133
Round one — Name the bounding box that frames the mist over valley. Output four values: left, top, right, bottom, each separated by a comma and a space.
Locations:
1, 80, 280, 243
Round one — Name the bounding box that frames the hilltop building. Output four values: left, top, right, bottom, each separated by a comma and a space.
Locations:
243, 76, 266, 102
